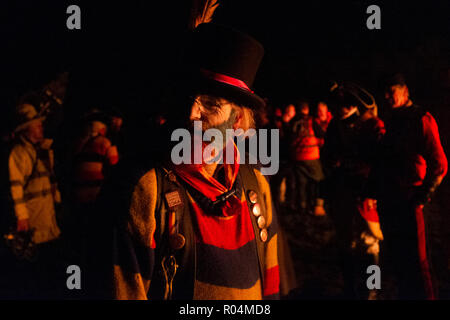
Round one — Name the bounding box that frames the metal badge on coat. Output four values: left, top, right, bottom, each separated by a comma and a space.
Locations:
251, 203, 261, 217
165, 190, 183, 209
247, 190, 258, 204
260, 228, 268, 242
169, 233, 186, 250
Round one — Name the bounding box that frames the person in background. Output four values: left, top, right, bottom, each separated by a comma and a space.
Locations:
5, 103, 62, 298
67, 109, 119, 274
289, 100, 325, 215
273, 107, 283, 131
314, 101, 333, 148
366, 74, 447, 299
106, 107, 125, 159
313, 101, 333, 216
322, 83, 385, 299
71, 109, 119, 205
271, 103, 297, 213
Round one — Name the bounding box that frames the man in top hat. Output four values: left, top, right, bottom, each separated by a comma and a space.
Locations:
5, 103, 62, 298
92, 23, 296, 300
366, 74, 448, 299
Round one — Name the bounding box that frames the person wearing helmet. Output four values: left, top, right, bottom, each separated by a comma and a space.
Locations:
321, 82, 385, 299
5, 103, 62, 298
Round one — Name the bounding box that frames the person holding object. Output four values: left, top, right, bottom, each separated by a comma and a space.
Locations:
4, 103, 62, 298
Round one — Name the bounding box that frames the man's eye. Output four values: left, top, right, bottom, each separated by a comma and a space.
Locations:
204, 105, 221, 113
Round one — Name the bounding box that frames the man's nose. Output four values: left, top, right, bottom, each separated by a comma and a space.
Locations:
190, 103, 202, 121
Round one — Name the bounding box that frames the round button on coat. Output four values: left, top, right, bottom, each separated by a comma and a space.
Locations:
257, 216, 266, 229
251, 203, 261, 216
260, 228, 268, 242
247, 190, 258, 204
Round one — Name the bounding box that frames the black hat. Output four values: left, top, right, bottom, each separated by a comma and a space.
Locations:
82, 108, 110, 124
184, 23, 265, 110
328, 81, 377, 111
384, 73, 407, 88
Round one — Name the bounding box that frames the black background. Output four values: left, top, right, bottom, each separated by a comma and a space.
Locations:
1, 1, 449, 114
0, 0, 449, 302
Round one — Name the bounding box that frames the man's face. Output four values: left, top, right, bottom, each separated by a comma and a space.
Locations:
285, 105, 296, 118
110, 116, 123, 132
385, 85, 409, 108
25, 120, 44, 144
189, 95, 235, 132
300, 104, 309, 116
188, 95, 238, 162
317, 103, 328, 121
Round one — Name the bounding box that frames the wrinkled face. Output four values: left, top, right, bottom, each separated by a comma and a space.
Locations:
317, 102, 328, 120
188, 95, 239, 161
25, 120, 44, 143
385, 85, 409, 108
189, 95, 236, 132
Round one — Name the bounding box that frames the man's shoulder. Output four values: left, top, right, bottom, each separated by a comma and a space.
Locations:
240, 164, 271, 196
409, 104, 428, 118
99, 157, 159, 199
9, 140, 33, 160
407, 104, 438, 127
116, 158, 160, 188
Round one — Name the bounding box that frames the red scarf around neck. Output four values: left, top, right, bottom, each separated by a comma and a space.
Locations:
172, 141, 242, 217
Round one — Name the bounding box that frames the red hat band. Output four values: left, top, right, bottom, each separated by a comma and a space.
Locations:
200, 68, 254, 94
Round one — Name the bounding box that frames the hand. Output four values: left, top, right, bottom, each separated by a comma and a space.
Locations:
366, 198, 377, 210
17, 219, 29, 232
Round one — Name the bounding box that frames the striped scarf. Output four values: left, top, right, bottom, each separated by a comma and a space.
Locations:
172, 143, 272, 299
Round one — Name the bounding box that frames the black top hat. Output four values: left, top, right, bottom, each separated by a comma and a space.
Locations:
183, 23, 265, 110
81, 108, 110, 124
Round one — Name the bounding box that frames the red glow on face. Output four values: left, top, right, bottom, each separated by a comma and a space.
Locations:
385, 85, 409, 108
317, 103, 328, 120
27, 121, 44, 143
283, 105, 296, 122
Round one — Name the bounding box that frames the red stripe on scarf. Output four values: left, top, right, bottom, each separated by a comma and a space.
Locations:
172, 141, 241, 216
190, 201, 255, 250
263, 265, 280, 297
173, 142, 256, 249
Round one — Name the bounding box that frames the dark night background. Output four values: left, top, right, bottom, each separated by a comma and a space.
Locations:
0, 0, 449, 298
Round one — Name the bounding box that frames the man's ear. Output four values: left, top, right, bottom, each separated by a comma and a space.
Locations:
233, 108, 243, 130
